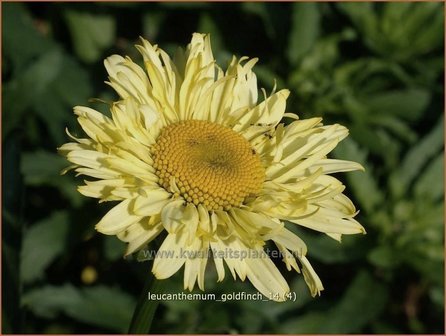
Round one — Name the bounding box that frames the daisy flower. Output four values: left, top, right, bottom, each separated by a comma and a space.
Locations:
59, 33, 365, 301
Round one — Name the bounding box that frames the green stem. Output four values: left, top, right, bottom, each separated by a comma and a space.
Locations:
128, 273, 164, 334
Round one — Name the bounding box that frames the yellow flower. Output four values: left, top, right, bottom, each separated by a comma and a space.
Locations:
59, 33, 365, 301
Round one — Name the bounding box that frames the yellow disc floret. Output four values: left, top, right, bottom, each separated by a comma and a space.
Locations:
152, 120, 265, 211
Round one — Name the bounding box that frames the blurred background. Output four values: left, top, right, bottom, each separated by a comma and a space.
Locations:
2, 2, 444, 334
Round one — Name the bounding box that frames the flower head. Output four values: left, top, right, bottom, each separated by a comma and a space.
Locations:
59, 33, 365, 301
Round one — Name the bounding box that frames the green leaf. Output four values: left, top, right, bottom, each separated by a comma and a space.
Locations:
197, 14, 230, 66
368, 115, 417, 143
389, 117, 444, 197
21, 151, 83, 207
409, 4, 444, 56
384, 3, 443, 58
22, 285, 135, 332
278, 312, 326, 333
319, 270, 388, 333
20, 211, 69, 284
368, 245, 399, 269
290, 226, 367, 264
22, 284, 82, 318
103, 236, 126, 261
337, 3, 377, 42
429, 286, 445, 308
2, 135, 24, 333
74, 286, 135, 332
142, 12, 165, 41
333, 138, 384, 213
128, 278, 164, 333
287, 2, 321, 65
2, 3, 52, 71
3, 48, 63, 138
255, 65, 286, 91
339, 3, 443, 61
21, 151, 68, 185
241, 3, 275, 39
414, 153, 444, 201
366, 89, 431, 122
64, 10, 116, 63
52, 56, 93, 107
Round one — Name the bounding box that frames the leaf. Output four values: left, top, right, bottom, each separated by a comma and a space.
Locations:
22, 285, 135, 332
389, 117, 444, 198
287, 2, 321, 65
22, 284, 82, 318
368, 245, 399, 269
3, 48, 63, 138
254, 64, 286, 91
35, 54, 92, 144
290, 226, 367, 264
413, 153, 444, 201
20, 212, 69, 284
366, 89, 431, 122
319, 270, 388, 333
368, 115, 417, 143
103, 236, 126, 261
409, 4, 444, 56
64, 10, 116, 63
142, 11, 165, 41
337, 3, 377, 42
2, 135, 24, 333
21, 151, 68, 185
21, 151, 83, 207
197, 13, 229, 65
384, 3, 443, 58
52, 56, 93, 107
278, 312, 326, 333
241, 3, 275, 39
2, 3, 53, 71
333, 138, 384, 213
71, 286, 135, 332
349, 123, 401, 168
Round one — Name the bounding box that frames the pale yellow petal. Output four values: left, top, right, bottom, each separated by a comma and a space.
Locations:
233, 89, 289, 132
96, 199, 143, 235
245, 250, 290, 302
131, 191, 171, 216
269, 228, 307, 257
290, 208, 366, 235
298, 255, 324, 296
118, 221, 164, 256
152, 232, 187, 279
161, 199, 187, 234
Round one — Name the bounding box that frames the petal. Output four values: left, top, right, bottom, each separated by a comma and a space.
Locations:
74, 106, 121, 144
310, 159, 364, 174
245, 250, 290, 302
298, 256, 324, 297
118, 221, 164, 256
67, 150, 118, 177
211, 244, 226, 282
233, 89, 289, 132
132, 190, 171, 216
269, 228, 307, 257
152, 232, 187, 279
290, 207, 366, 235
230, 208, 284, 238
103, 156, 158, 184
183, 238, 208, 291
161, 199, 187, 234
96, 199, 143, 235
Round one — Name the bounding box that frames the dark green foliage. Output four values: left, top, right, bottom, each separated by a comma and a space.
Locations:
2, 2, 444, 334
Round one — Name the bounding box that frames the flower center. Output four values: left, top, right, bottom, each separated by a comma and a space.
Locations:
152, 120, 265, 211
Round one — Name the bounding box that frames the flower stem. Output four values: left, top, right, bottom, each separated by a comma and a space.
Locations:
128, 273, 163, 334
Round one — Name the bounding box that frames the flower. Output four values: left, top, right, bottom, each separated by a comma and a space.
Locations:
59, 33, 365, 301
